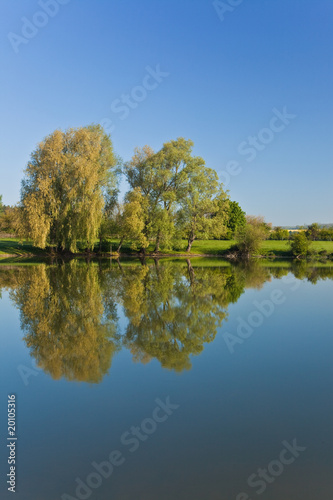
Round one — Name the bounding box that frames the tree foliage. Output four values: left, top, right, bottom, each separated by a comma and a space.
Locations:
114, 188, 149, 252
290, 232, 310, 257
0, 205, 19, 234
235, 216, 270, 258
269, 226, 290, 240
19, 125, 118, 252
177, 168, 229, 251
225, 200, 246, 239
125, 138, 229, 252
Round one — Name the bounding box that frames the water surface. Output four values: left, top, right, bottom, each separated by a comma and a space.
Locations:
0, 260, 332, 499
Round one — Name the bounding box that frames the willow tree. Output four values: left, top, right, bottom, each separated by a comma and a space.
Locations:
114, 188, 149, 253
19, 125, 118, 252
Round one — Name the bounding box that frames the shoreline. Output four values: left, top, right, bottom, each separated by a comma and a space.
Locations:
0, 250, 332, 262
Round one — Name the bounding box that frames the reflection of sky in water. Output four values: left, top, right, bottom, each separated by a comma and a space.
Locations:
0, 266, 332, 500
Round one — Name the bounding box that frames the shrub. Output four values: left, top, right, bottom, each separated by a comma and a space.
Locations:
290, 232, 310, 257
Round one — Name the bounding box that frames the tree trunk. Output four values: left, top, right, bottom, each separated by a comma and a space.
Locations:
154, 231, 161, 253
186, 234, 195, 252
117, 237, 124, 253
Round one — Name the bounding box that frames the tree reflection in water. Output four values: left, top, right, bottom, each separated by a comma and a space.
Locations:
0, 259, 332, 382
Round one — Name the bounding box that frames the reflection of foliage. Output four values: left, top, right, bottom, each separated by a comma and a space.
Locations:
1, 260, 333, 380
119, 261, 243, 371
9, 262, 119, 383
290, 261, 333, 284
232, 260, 272, 290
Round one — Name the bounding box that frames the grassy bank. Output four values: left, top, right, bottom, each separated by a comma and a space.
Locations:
1, 238, 333, 260
0, 238, 46, 257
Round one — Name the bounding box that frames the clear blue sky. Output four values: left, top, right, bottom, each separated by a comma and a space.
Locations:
1, 0, 332, 226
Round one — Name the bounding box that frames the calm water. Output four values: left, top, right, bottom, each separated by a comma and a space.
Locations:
0, 259, 332, 500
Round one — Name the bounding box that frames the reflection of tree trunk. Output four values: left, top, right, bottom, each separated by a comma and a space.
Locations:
154, 231, 161, 253
186, 259, 195, 285
116, 258, 124, 274
117, 237, 124, 253
186, 234, 195, 252
154, 258, 160, 278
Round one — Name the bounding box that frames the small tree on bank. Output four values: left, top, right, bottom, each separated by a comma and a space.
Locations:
290, 232, 310, 258
235, 216, 270, 259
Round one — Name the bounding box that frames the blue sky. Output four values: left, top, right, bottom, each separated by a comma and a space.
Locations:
0, 0, 332, 225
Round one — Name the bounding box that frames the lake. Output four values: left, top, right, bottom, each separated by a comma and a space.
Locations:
0, 259, 332, 500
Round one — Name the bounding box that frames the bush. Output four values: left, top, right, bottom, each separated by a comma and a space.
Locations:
289, 232, 310, 257
235, 216, 268, 258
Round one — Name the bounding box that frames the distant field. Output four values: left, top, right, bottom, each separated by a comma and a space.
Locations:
144, 239, 333, 256
1, 238, 333, 259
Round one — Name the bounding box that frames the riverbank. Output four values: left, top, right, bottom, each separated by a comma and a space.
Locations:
1, 238, 333, 262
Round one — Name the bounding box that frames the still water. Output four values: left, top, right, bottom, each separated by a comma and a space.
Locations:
0, 259, 332, 500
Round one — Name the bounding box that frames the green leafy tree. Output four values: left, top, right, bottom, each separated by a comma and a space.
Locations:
177, 168, 229, 252
0, 206, 19, 234
114, 188, 149, 252
225, 200, 246, 239
269, 226, 290, 240
290, 232, 311, 258
305, 223, 320, 241
19, 125, 118, 252
124, 138, 210, 252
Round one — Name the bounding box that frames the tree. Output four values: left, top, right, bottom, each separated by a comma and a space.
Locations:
305, 223, 320, 241
114, 188, 149, 252
225, 201, 246, 239
269, 226, 289, 240
0, 206, 19, 234
177, 168, 229, 252
19, 125, 118, 252
290, 232, 310, 258
124, 138, 207, 252
0, 195, 3, 214
235, 216, 270, 258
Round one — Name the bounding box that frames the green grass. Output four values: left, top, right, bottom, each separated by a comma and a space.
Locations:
261, 240, 333, 257
1, 238, 333, 261
0, 238, 46, 257
145, 239, 333, 256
